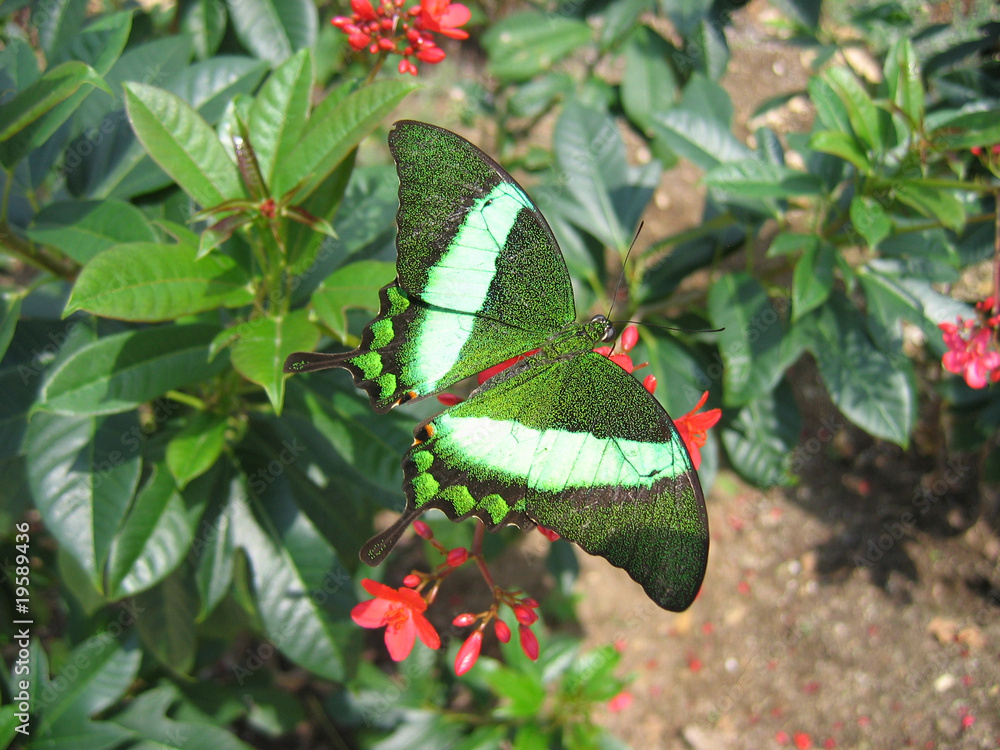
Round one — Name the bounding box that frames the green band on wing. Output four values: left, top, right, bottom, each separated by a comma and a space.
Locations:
436, 414, 688, 490
412, 183, 532, 390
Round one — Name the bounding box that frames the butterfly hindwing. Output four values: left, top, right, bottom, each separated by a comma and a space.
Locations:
389, 350, 708, 612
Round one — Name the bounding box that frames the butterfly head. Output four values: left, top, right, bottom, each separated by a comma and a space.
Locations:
591, 314, 616, 344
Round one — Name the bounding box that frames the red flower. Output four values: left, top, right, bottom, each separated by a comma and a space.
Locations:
351, 578, 441, 661
940, 299, 1000, 389
607, 691, 633, 712
419, 0, 471, 39
672, 391, 721, 470
519, 624, 539, 660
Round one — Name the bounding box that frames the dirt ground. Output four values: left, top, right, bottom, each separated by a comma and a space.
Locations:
571, 5, 1000, 749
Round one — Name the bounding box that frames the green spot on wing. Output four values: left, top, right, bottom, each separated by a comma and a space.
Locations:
481, 494, 509, 524
439, 484, 475, 516
369, 318, 393, 349
351, 351, 382, 379
413, 450, 433, 472
386, 284, 409, 315
412, 472, 439, 506
376, 373, 397, 401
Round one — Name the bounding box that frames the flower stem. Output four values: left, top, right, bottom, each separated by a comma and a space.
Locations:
471, 521, 496, 589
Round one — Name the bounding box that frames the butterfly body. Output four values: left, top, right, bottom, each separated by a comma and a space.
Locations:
285, 121, 708, 611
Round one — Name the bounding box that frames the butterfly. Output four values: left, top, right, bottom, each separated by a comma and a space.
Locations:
284, 121, 708, 611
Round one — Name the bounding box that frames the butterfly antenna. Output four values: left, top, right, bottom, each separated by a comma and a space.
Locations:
606, 221, 644, 321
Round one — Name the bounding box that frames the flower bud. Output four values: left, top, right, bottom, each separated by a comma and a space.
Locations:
412, 520, 433, 539
452, 612, 476, 627
494, 619, 511, 643
455, 630, 483, 675
446, 547, 468, 567
519, 625, 539, 661
402, 574, 420, 588
513, 604, 538, 626
621, 325, 639, 352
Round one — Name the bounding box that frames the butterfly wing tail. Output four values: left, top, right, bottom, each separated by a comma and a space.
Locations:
283, 351, 351, 374
359, 505, 425, 566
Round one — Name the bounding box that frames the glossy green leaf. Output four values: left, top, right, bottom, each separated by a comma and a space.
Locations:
111, 684, 255, 750
0, 294, 21, 364
690, 17, 729, 80
929, 107, 1000, 150
509, 73, 575, 119
134, 566, 198, 673
0, 61, 109, 140
599, 0, 653, 50
703, 159, 823, 198
792, 241, 836, 321
35, 0, 88, 60
40, 324, 226, 416
166, 411, 228, 488
250, 48, 313, 191
230, 475, 356, 682
65, 241, 254, 322
849, 195, 892, 248
482, 12, 592, 82
230, 310, 317, 413
273, 78, 416, 199
123, 81, 243, 207
180, 0, 229, 59
166, 56, 269, 125
192, 466, 238, 619
822, 67, 882, 153
551, 102, 659, 250
721, 379, 800, 486
807, 76, 852, 134
227, 0, 318, 64
806, 294, 914, 445
24, 412, 141, 588
649, 107, 753, 170
622, 26, 680, 132
37, 635, 141, 734
894, 181, 966, 232
0, 61, 110, 166
106, 464, 208, 598
27, 200, 157, 264
708, 272, 785, 407
884, 38, 924, 126
311, 260, 395, 342
808, 129, 871, 172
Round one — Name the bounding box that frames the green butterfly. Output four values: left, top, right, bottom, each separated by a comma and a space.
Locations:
285, 121, 708, 611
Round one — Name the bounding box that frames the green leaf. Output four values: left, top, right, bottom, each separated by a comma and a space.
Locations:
929, 107, 1000, 150
191, 466, 238, 619
230, 310, 317, 413
106, 464, 208, 598
166, 411, 228, 488
273, 78, 416, 199
0, 294, 22, 364
111, 684, 255, 750
0, 61, 110, 142
822, 67, 882, 153
809, 130, 871, 171
720, 379, 800, 486
849, 195, 892, 248
508, 73, 575, 119
226, 0, 318, 65
805, 294, 914, 445
703, 160, 823, 198
622, 26, 680, 132
250, 48, 313, 191
649, 107, 753, 170
480, 664, 547, 718
599, 0, 653, 51
65, 241, 254, 322
123, 81, 243, 207
551, 101, 659, 250
180, 0, 229, 59
807, 75, 852, 134
24, 412, 141, 588
40, 324, 226, 416
792, 241, 836, 321
884, 38, 924, 126
894, 181, 966, 232
134, 566, 198, 673
311, 260, 395, 342
231, 476, 356, 682
26, 200, 157, 265
690, 16, 729, 80
707, 272, 785, 407
38, 635, 141, 734
482, 12, 592, 83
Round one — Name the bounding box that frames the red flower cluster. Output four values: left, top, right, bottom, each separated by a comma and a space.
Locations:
332, 0, 470, 75
939, 296, 1000, 389
352, 520, 541, 672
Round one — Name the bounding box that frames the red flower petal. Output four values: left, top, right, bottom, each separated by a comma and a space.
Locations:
384, 615, 417, 661
454, 630, 482, 675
